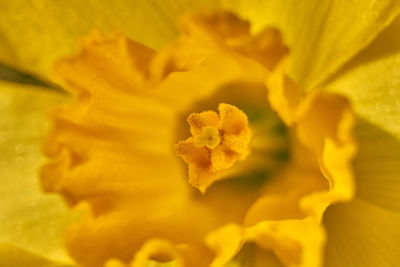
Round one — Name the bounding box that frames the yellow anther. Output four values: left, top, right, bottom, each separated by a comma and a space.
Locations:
194, 126, 221, 149
175, 103, 251, 192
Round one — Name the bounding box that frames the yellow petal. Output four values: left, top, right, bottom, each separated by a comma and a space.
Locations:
223, 0, 400, 89
325, 16, 400, 213
324, 199, 400, 267
0, 0, 218, 79
0, 81, 75, 262
0, 243, 75, 267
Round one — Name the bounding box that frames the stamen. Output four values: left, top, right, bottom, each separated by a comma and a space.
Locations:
175, 103, 251, 192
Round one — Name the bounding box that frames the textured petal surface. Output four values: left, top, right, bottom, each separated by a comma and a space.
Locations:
0, 81, 74, 262
223, 0, 400, 89
0, 0, 218, 79
325, 16, 400, 213
324, 199, 400, 267
0, 243, 75, 267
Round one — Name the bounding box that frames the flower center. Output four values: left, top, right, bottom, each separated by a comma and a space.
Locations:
175, 103, 251, 192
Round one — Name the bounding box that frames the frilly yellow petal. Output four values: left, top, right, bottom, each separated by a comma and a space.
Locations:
252, 53, 356, 266
297, 91, 357, 204
267, 63, 356, 207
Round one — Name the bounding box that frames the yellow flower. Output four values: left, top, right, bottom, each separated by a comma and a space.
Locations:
1, 1, 400, 267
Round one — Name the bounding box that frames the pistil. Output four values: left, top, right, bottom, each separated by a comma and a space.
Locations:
175, 103, 251, 192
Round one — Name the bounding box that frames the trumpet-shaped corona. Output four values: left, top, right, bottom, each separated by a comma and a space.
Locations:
40, 9, 356, 267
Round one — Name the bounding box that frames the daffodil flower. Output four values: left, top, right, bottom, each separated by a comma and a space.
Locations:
1, 1, 400, 267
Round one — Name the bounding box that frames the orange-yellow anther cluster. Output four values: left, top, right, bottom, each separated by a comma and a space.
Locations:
175, 103, 251, 192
